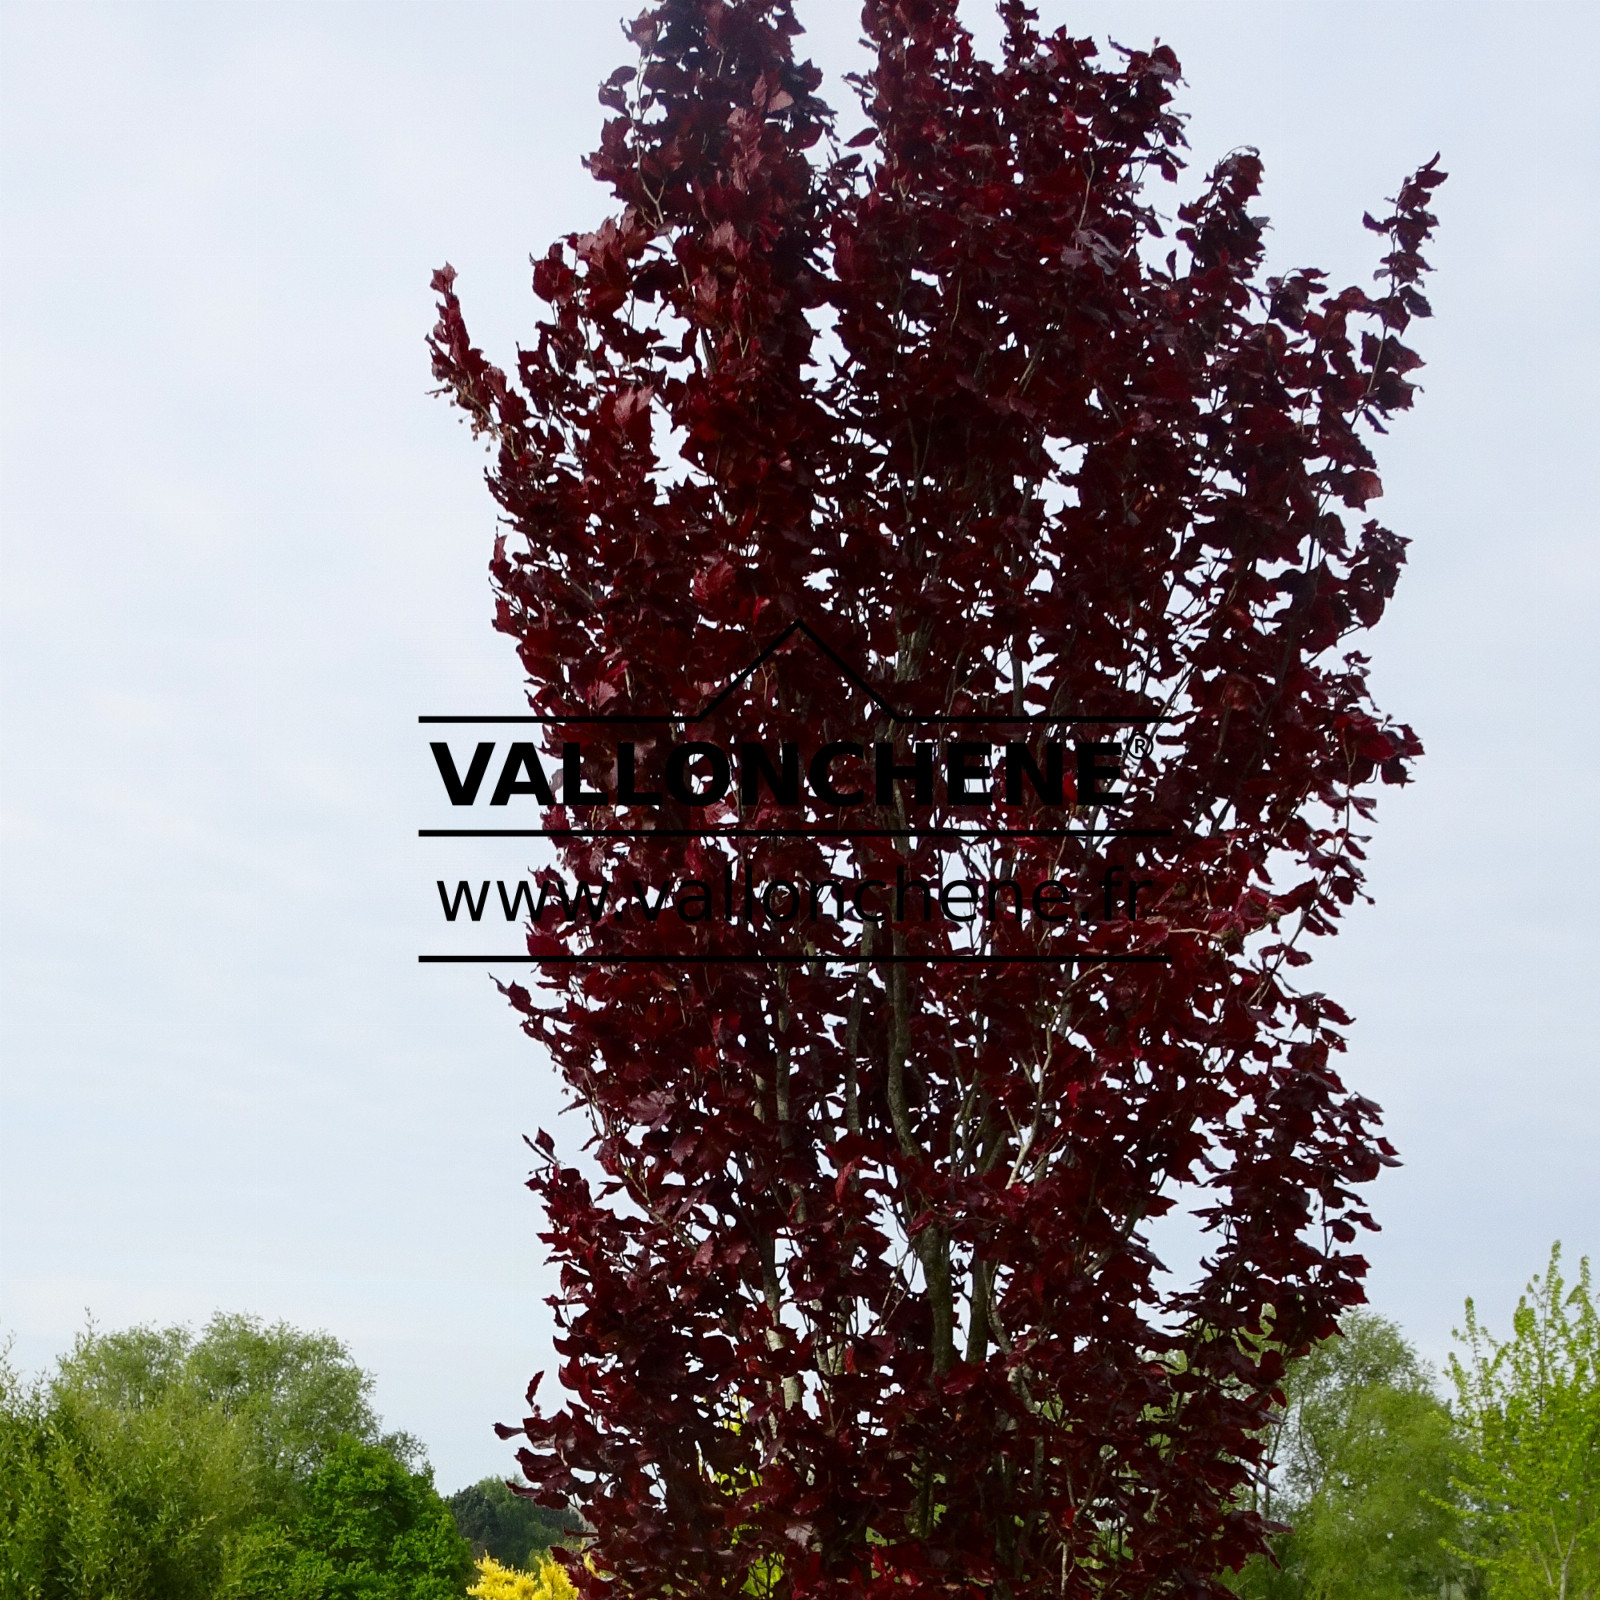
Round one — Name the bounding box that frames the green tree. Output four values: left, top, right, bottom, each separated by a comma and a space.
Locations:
1, 1329, 258, 1600
446, 1478, 579, 1570
228, 1436, 474, 1599
0, 1350, 51, 1594
0, 1316, 467, 1600
1234, 1311, 1463, 1600
1449, 1244, 1600, 1600
183, 1313, 421, 1490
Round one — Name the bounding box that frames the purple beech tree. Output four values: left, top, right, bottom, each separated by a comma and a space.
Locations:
428, 2, 1443, 1595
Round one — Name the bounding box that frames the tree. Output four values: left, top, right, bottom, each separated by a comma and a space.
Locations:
449, 1476, 581, 1568
1449, 1245, 1600, 1600
428, 2, 1442, 1595
0, 1346, 52, 1595
183, 1312, 423, 1491
0, 1315, 466, 1600
1233, 1312, 1462, 1600
230, 1435, 475, 1600
1, 1325, 260, 1600
51, 1312, 414, 1496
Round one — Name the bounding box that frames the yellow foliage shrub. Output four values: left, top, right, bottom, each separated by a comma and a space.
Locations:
467, 1552, 578, 1600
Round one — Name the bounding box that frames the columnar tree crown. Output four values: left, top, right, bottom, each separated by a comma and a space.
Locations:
428, 2, 1442, 1595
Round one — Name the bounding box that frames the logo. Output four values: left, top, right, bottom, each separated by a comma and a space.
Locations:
418, 623, 1172, 967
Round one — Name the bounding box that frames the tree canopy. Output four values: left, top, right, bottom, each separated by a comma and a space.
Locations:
1234, 1312, 1463, 1600
429, 0, 1443, 1594
448, 1475, 581, 1570
1450, 1245, 1600, 1600
0, 1315, 472, 1600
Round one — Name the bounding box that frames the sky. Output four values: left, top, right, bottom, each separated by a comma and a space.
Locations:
2, 0, 1596, 1493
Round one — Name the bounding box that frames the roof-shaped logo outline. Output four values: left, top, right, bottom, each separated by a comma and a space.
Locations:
420, 619, 1165, 728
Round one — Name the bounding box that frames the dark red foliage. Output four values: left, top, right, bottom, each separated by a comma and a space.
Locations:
428, 3, 1442, 1595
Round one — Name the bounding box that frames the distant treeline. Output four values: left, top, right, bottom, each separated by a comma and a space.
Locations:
1, 1243, 1593, 1599
446, 1475, 581, 1571
0, 1314, 571, 1599
1233, 1243, 1597, 1600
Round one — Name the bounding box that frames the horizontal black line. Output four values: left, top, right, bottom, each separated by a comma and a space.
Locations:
419, 714, 1167, 726
418, 827, 1171, 840
419, 953, 1172, 966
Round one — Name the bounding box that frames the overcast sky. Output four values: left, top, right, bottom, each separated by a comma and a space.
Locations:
2, 0, 1596, 1492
